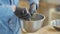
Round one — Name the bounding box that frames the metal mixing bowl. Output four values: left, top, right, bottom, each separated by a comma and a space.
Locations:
23, 13, 45, 33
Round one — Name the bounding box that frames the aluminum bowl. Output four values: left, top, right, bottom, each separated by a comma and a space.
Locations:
23, 13, 45, 33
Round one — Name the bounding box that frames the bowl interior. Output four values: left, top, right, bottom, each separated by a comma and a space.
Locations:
30, 14, 44, 21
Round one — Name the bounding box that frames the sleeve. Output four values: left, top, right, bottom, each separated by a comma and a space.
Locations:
29, 0, 39, 10
29, 0, 39, 5
28, 0, 39, 16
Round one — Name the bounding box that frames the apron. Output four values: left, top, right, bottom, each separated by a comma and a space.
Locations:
0, 0, 21, 34
0, 0, 19, 6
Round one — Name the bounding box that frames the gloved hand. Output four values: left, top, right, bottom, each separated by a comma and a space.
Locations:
14, 7, 31, 20
29, 2, 39, 16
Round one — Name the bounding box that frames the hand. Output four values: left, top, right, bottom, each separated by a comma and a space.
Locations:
14, 7, 31, 20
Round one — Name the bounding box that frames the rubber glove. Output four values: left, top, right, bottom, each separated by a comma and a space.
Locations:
14, 7, 31, 20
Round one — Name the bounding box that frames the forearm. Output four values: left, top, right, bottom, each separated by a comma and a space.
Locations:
29, 0, 39, 9
28, 0, 39, 16
29, 0, 39, 5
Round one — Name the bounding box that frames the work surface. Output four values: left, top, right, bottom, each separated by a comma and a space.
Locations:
22, 25, 60, 34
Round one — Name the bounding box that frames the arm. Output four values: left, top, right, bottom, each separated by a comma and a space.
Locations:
29, 0, 39, 6
28, 0, 39, 16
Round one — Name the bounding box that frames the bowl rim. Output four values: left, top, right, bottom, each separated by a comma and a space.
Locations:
24, 13, 45, 22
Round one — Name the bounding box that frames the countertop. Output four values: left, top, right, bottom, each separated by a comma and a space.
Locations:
22, 25, 60, 34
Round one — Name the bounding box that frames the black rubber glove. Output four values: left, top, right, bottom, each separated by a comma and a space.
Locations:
14, 7, 31, 20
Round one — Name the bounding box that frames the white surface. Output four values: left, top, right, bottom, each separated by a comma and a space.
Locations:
50, 20, 60, 27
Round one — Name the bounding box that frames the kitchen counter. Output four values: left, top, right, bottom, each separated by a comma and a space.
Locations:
22, 25, 60, 34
